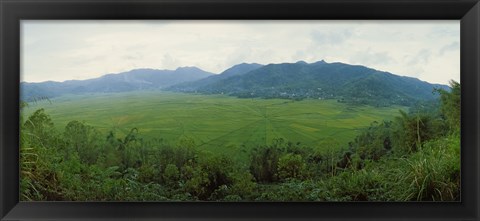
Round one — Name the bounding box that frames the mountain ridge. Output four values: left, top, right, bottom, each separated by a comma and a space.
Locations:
21, 67, 214, 101
21, 61, 449, 107
168, 60, 449, 107
167, 63, 264, 92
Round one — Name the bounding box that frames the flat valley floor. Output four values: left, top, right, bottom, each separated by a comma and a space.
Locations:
23, 91, 405, 161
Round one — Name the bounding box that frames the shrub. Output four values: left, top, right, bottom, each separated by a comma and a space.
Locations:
277, 153, 307, 181
163, 164, 180, 187
229, 172, 256, 199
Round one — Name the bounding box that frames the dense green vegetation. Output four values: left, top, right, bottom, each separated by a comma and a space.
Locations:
19, 81, 460, 201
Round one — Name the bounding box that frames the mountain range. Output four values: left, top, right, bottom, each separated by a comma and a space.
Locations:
21, 60, 449, 106
21, 67, 213, 101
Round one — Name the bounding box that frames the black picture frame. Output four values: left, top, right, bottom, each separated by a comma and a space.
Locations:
1, 0, 479, 220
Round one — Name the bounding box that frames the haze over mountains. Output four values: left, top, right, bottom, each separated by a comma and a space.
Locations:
21, 60, 449, 106
21, 67, 213, 101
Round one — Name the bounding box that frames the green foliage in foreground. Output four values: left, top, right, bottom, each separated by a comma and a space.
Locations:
19, 82, 460, 201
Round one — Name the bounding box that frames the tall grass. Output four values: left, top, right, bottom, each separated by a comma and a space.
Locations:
400, 134, 460, 201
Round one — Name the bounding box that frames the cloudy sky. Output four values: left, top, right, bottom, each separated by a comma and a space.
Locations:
21, 20, 459, 85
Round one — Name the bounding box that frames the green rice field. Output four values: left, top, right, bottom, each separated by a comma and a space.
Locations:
23, 91, 406, 159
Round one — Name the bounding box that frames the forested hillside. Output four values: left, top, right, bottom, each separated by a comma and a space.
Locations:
169, 61, 449, 107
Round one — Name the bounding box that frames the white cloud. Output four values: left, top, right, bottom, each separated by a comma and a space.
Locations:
21, 20, 459, 85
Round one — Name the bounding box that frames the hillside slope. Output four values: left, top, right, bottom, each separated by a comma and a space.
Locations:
170, 60, 448, 106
